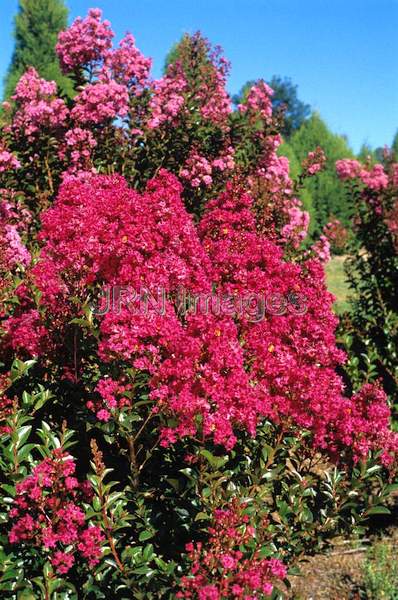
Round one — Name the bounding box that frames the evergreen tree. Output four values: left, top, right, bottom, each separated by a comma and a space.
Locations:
4, 0, 73, 99
290, 113, 353, 233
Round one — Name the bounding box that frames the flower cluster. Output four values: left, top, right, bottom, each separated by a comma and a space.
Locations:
336, 158, 389, 190
335, 158, 362, 180
11, 67, 68, 139
280, 200, 310, 247
199, 68, 231, 125
301, 146, 326, 176
238, 80, 274, 124
8, 449, 103, 574
180, 147, 235, 188
2, 309, 48, 357
0, 196, 30, 272
199, 183, 398, 463
180, 151, 214, 187
58, 127, 97, 173
71, 80, 129, 125
56, 8, 114, 74
309, 234, 331, 263
0, 142, 20, 172
360, 163, 389, 190
101, 33, 152, 91
178, 500, 287, 599
88, 377, 132, 421
147, 69, 187, 129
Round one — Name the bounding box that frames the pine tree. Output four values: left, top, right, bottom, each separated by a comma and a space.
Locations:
4, 0, 73, 99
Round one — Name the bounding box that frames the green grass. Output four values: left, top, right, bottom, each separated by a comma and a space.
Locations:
325, 255, 351, 314
362, 540, 398, 599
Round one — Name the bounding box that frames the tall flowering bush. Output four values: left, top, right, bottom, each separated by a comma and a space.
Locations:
0, 8, 397, 598
336, 155, 398, 403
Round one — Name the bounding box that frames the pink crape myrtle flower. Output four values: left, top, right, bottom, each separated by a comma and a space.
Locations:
11, 68, 68, 138
335, 158, 362, 180
71, 80, 129, 124
56, 8, 114, 74
101, 33, 152, 92
8, 449, 103, 575
238, 80, 274, 124
0, 145, 20, 172
147, 71, 187, 129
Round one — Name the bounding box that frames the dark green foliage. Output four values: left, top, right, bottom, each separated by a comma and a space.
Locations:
0, 363, 394, 597
340, 175, 398, 406
4, 0, 73, 99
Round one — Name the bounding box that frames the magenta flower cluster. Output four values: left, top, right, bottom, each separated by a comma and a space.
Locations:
4, 168, 396, 465
8, 449, 104, 575
178, 499, 287, 599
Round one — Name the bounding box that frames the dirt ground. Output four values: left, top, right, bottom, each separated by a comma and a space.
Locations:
288, 527, 398, 599
289, 547, 366, 599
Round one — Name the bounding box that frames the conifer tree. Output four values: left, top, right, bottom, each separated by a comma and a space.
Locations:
4, 0, 73, 99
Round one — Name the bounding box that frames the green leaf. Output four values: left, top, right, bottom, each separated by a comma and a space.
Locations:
366, 506, 391, 516
138, 530, 153, 541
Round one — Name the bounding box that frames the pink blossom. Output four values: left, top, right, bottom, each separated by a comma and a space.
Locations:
71, 80, 129, 125
335, 158, 362, 180
101, 33, 151, 91
180, 151, 213, 188
239, 80, 274, 124
59, 127, 97, 173
302, 147, 326, 176
8, 450, 104, 574
147, 71, 187, 129
360, 164, 389, 190
11, 68, 68, 138
51, 551, 75, 575
56, 8, 114, 74
310, 234, 331, 263
0, 145, 20, 172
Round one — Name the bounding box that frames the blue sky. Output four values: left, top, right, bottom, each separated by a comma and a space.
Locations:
1, 0, 397, 153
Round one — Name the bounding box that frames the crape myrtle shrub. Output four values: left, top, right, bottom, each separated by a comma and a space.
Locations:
336, 156, 398, 408
0, 8, 397, 599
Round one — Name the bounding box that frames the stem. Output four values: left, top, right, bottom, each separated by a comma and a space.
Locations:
132, 412, 154, 444
73, 328, 79, 383
127, 436, 139, 489
44, 154, 54, 195
138, 439, 160, 473
98, 476, 125, 572
91, 440, 125, 572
